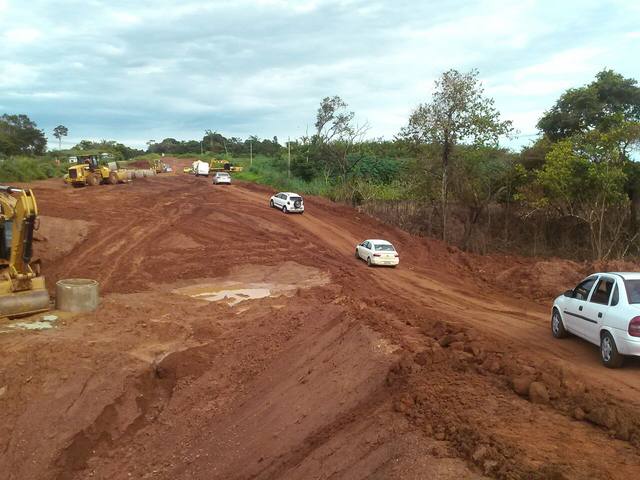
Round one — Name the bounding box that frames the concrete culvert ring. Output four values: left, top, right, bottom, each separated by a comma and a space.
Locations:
55, 278, 100, 312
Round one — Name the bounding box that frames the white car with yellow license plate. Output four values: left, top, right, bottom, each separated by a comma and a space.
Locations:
355, 239, 399, 267
552, 272, 640, 368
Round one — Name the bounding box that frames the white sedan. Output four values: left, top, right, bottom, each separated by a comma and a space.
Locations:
552, 272, 640, 368
355, 239, 399, 267
212, 172, 231, 184
269, 192, 304, 213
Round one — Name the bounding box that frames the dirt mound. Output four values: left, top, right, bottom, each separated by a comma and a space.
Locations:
2, 174, 640, 480
34, 215, 94, 263
493, 259, 585, 301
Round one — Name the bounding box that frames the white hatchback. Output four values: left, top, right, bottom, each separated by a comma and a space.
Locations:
552, 272, 640, 368
269, 192, 304, 213
213, 172, 231, 184
355, 239, 399, 267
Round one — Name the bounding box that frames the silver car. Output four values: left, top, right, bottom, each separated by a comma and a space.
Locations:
552, 272, 640, 368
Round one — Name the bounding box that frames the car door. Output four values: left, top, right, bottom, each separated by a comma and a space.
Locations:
357, 241, 367, 259
273, 193, 283, 207
360, 241, 369, 260
563, 277, 598, 336
582, 276, 616, 344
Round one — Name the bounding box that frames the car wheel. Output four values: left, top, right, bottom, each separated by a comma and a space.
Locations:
367, 257, 372, 267
551, 309, 568, 338
282, 205, 288, 213
355, 249, 360, 259
270, 200, 274, 208
601, 331, 624, 368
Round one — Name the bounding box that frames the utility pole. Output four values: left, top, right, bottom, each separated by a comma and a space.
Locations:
287, 137, 291, 178
250, 140, 253, 167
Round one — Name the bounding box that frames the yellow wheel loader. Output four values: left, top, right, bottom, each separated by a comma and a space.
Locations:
0, 186, 49, 317
65, 155, 127, 187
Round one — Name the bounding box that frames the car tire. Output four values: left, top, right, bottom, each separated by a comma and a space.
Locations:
355, 250, 360, 259
367, 257, 372, 267
282, 206, 288, 214
270, 200, 274, 208
551, 309, 568, 338
601, 331, 624, 368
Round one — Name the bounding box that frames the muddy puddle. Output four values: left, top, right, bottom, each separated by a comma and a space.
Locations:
171, 262, 330, 306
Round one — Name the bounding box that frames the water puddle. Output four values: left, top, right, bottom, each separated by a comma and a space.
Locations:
174, 283, 285, 306
170, 262, 331, 308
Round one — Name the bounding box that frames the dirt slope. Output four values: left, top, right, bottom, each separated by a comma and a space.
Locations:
1, 164, 639, 479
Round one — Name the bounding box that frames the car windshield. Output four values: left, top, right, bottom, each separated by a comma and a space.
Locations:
374, 244, 395, 251
624, 280, 640, 304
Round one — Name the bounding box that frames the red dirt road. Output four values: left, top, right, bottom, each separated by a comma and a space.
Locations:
1, 161, 639, 479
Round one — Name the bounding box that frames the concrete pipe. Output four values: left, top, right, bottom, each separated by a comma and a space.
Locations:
55, 279, 99, 312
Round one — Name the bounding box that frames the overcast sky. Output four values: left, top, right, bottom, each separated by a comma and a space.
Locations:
1, 0, 639, 150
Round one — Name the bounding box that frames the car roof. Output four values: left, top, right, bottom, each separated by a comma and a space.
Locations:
366, 239, 393, 245
281, 192, 301, 196
605, 272, 640, 280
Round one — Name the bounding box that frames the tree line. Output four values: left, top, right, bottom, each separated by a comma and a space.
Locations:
2, 68, 639, 260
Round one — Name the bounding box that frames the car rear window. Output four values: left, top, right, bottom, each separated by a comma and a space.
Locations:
624, 280, 640, 304
291, 196, 302, 202
374, 244, 395, 251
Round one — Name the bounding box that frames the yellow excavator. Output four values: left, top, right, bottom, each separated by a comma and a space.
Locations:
0, 186, 49, 317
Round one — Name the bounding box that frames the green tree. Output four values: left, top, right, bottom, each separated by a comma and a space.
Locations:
402, 69, 513, 240
52, 125, 68, 150
0, 114, 47, 156
537, 69, 640, 144
310, 96, 369, 182
535, 137, 629, 259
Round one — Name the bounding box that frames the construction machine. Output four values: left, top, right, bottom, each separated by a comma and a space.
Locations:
65, 155, 127, 187
0, 186, 49, 317
209, 158, 244, 173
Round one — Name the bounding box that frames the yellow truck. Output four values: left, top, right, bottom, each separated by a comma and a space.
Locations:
64, 155, 128, 187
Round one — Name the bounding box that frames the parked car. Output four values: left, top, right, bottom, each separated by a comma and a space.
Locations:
269, 192, 304, 213
213, 172, 231, 185
355, 239, 399, 267
552, 272, 640, 368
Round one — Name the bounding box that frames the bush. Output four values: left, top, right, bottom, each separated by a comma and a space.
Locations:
0, 156, 68, 183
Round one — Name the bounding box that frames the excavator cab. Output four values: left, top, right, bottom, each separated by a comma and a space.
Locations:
0, 186, 49, 317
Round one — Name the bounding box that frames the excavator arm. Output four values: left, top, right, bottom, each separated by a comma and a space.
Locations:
0, 186, 49, 317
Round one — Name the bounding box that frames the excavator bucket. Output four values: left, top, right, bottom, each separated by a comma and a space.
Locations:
0, 286, 50, 318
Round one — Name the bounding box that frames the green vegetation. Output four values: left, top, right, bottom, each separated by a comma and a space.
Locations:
2, 68, 639, 260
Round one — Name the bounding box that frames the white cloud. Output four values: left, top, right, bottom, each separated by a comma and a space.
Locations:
3, 27, 41, 45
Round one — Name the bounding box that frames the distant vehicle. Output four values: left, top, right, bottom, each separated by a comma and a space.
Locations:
165, 166, 172, 173
355, 239, 399, 267
192, 160, 210, 177
212, 172, 231, 185
183, 166, 192, 174
552, 272, 640, 368
269, 192, 304, 213
68, 156, 78, 163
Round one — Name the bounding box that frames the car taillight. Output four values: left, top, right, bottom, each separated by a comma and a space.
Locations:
373, 253, 381, 257
629, 317, 640, 337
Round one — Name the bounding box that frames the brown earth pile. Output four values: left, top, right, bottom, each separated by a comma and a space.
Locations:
1, 160, 639, 479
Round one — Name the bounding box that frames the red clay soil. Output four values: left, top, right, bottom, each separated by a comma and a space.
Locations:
1, 158, 640, 480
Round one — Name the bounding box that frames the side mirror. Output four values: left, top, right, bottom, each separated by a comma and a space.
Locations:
563, 289, 574, 298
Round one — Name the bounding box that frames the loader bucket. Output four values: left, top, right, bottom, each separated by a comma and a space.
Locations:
0, 288, 50, 318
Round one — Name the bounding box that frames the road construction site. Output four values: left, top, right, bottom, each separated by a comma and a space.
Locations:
1, 156, 639, 480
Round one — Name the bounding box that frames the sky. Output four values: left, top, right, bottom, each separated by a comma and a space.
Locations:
1, 0, 639, 151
